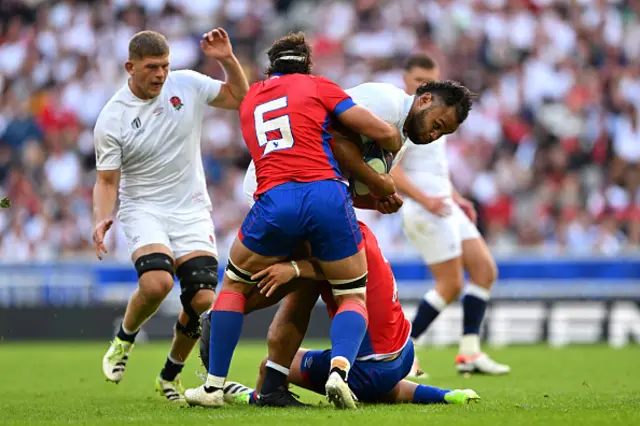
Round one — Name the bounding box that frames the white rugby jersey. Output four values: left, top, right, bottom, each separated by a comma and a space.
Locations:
400, 136, 451, 197
94, 70, 222, 214
344, 82, 414, 165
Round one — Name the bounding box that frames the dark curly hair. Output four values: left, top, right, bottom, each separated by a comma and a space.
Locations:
415, 80, 476, 124
266, 32, 313, 76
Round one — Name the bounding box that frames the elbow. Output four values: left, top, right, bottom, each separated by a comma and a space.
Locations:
381, 126, 402, 153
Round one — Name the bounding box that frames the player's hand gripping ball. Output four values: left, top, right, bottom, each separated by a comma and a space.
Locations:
350, 143, 395, 197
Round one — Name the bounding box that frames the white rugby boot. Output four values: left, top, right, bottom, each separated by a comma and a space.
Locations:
102, 337, 133, 383
184, 385, 225, 407
325, 371, 358, 409
456, 352, 511, 375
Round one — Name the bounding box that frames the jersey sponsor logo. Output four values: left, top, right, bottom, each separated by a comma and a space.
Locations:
131, 117, 141, 129
170, 96, 183, 111
153, 107, 164, 116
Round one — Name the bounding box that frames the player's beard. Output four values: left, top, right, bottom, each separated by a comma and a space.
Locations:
405, 106, 432, 145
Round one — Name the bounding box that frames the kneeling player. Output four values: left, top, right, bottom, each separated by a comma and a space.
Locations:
202, 221, 480, 407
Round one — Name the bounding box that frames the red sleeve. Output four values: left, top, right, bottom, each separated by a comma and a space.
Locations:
314, 76, 356, 116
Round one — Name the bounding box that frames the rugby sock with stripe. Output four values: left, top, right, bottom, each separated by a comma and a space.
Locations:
411, 289, 448, 339
329, 300, 368, 379
261, 361, 290, 395
462, 283, 490, 336
116, 323, 139, 343
160, 355, 184, 382
205, 290, 246, 391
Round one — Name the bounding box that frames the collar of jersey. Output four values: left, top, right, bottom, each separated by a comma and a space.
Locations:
269, 73, 284, 78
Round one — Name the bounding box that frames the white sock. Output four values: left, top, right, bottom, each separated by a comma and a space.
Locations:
464, 283, 491, 301
167, 355, 185, 366
205, 374, 225, 390
424, 289, 448, 311
459, 334, 481, 356
265, 360, 290, 376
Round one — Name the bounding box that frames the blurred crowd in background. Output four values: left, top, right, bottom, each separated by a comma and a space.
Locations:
0, 0, 639, 262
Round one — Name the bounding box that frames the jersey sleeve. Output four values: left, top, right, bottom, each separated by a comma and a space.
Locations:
314, 76, 356, 116
172, 69, 223, 105
345, 83, 405, 127
94, 110, 122, 171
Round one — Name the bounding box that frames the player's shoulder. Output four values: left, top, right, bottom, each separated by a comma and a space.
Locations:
165, 69, 202, 87
346, 82, 405, 99
95, 88, 128, 135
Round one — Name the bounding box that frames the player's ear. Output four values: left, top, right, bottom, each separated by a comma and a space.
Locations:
125, 60, 135, 75
418, 92, 432, 108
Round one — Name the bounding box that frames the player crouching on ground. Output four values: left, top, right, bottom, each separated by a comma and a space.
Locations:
199, 220, 480, 407
94, 28, 249, 404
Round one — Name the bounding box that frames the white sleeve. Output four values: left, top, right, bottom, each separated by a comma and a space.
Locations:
345, 83, 404, 127
94, 110, 122, 171
172, 69, 223, 105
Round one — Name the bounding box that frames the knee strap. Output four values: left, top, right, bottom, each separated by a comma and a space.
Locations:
176, 256, 219, 333
134, 253, 174, 278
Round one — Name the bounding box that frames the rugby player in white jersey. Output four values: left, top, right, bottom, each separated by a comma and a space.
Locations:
391, 54, 510, 377
92, 28, 249, 404
238, 79, 474, 406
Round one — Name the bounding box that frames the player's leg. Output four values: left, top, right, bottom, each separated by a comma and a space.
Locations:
401, 206, 463, 377
103, 212, 175, 383
221, 348, 328, 405
154, 212, 219, 401
457, 220, 509, 375
382, 380, 480, 405
103, 244, 175, 383
308, 181, 369, 409
255, 283, 319, 406
185, 189, 296, 407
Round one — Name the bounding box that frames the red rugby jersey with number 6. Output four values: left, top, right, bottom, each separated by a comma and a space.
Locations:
239, 73, 356, 197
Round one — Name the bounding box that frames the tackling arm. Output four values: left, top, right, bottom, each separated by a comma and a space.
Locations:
337, 105, 403, 154
332, 131, 396, 198
208, 56, 249, 110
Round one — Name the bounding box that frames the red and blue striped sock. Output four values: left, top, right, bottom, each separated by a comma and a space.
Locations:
205, 290, 246, 389
329, 300, 368, 377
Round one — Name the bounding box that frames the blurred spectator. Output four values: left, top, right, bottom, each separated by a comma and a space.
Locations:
0, 0, 638, 261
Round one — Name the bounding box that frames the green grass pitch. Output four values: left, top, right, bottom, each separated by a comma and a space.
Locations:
1, 341, 638, 425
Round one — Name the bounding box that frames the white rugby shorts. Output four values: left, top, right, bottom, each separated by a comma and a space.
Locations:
402, 199, 480, 265
118, 208, 217, 259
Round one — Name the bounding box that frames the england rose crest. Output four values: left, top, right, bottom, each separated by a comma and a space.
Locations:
170, 96, 183, 111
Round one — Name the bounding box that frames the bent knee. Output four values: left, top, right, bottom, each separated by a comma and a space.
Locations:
138, 271, 174, 301
434, 276, 464, 302
191, 289, 215, 314
470, 259, 498, 288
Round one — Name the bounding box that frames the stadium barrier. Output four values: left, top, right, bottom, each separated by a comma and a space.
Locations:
0, 257, 638, 346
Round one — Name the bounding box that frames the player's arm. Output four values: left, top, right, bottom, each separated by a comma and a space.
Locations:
92, 116, 122, 259
316, 77, 403, 154
332, 132, 396, 198
93, 169, 120, 224
199, 27, 249, 110
338, 106, 403, 154
207, 55, 249, 110
252, 259, 325, 297
390, 156, 450, 217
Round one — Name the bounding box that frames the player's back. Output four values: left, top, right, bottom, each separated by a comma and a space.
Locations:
240, 73, 354, 197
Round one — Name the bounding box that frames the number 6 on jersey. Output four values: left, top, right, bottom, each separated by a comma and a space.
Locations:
254, 96, 295, 156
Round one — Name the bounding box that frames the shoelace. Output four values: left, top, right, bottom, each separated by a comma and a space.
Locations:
107, 341, 126, 362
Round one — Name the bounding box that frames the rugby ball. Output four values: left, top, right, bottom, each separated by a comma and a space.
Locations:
350, 143, 394, 196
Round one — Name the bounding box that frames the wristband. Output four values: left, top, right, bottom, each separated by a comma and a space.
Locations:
290, 260, 301, 278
